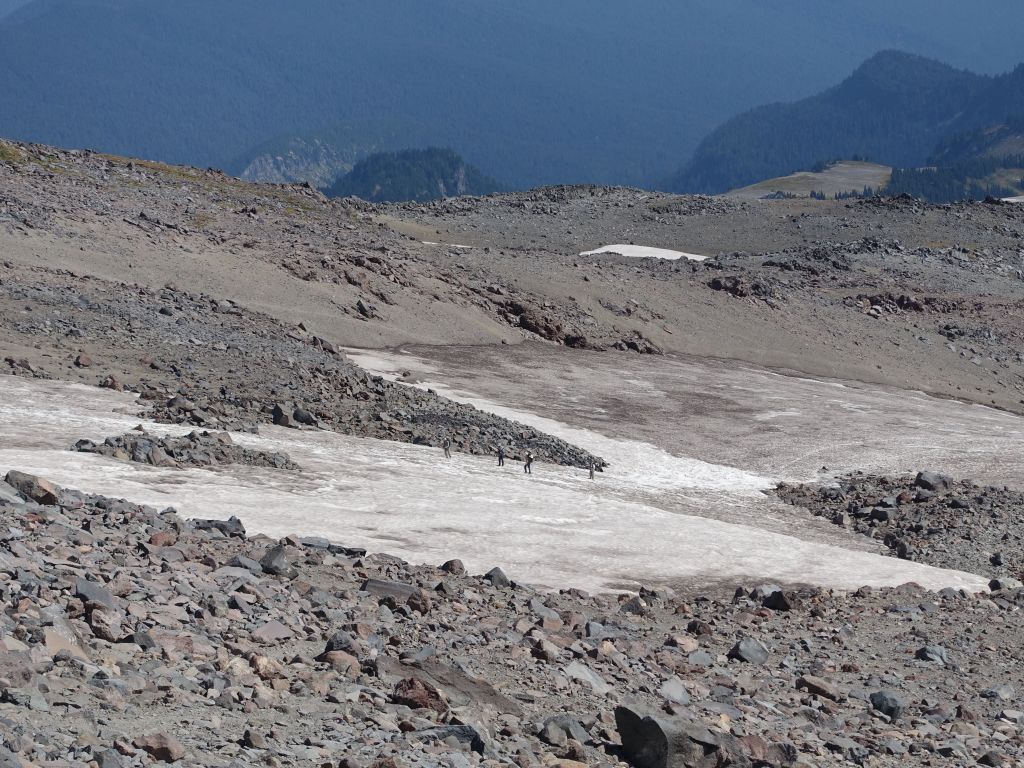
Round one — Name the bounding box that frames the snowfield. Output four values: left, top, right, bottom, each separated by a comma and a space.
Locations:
579, 244, 707, 261
4, 343, 1017, 594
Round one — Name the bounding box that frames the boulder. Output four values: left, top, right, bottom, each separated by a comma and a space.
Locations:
362, 578, 418, 602
990, 577, 1024, 592
3, 470, 59, 505
75, 577, 118, 611
914, 471, 952, 492
252, 620, 294, 643
133, 733, 185, 762
796, 675, 841, 701
915, 645, 952, 666
293, 407, 317, 425
272, 403, 295, 427
870, 690, 907, 720
393, 677, 447, 714
727, 637, 769, 665
614, 705, 758, 768
659, 677, 692, 706
260, 544, 298, 579
192, 516, 246, 537
564, 660, 610, 694
539, 715, 590, 747
485, 566, 511, 587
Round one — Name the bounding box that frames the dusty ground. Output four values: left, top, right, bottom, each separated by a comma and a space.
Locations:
3, 139, 1024, 417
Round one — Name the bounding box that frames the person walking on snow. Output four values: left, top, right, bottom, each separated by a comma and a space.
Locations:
589, 460, 596, 480
442, 437, 451, 459
524, 451, 534, 474
497, 446, 506, 467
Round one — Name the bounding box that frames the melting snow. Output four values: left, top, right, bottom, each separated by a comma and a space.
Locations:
581, 246, 708, 264
579, 244, 707, 261
9, 364, 995, 594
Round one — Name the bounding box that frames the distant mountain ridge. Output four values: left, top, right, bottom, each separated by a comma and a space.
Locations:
3, 1, 1024, 188
665, 51, 1024, 194
325, 148, 504, 203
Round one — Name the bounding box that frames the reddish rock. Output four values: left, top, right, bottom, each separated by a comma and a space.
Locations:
133, 733, 185, 762
393, 677, 447, 714
149, 530, 178, 547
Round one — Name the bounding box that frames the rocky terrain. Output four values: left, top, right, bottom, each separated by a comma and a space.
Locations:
0, 261, 601, 470
72, 431, 301, 472
776, 471, 1024, 585
5, 138, 1024, 768
4, 139, 1024, 414
3, 469, 1024, 768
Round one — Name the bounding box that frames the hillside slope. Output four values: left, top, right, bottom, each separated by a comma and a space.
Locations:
4, 138, 1024, 416
666, 51, 995, 193
727, 161, 891, 200
325, 149, 504, 203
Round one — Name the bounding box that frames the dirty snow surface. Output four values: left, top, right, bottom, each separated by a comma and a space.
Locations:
6, 343, 1024, 594
579, 244, 707, 261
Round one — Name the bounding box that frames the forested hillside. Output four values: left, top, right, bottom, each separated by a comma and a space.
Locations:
325, 149, 504, 203
665, 52, 996, 194
2, 1, 1024, 188
884, 118, 1024, 202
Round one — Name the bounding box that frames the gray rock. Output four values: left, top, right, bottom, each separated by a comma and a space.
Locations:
659, 677, 692, 706
565, 660, 610, 694
990, 577, 1024, 591
870, 690, 907, 720
914, 470, 952, 492
192, 515, 246, 537
485, 566, 511, 587
362, 578, 418, 602
796, 675, 841, 701
529, 597, 560, 621
3, 470, 59, 504
95, 750, 125, 768
915, 645, 952, 665
687, 650, 715, 667
75, 577, 118, 611
825, 734, 869, 763
260, 544, 298, 579
614, 704, 729, 768
227, 554, 262, 574
727, 637, 769, 665
0, 481, 23, 506
411, 724, 489, 754
539, 714, 590, 747
982, 684, 1016, 702
293, 407, 317, 425
1, 687, 48, 712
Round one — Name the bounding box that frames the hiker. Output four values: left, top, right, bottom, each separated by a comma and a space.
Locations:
589, 461, 596, 480
497, 445, 506, 466
442, 437, 451, 459
524, 451, 533, 474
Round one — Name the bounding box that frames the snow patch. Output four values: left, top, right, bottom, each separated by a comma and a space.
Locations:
0, 376, 990, 594
579, 244, 707, 261
422, 241, 473, 249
